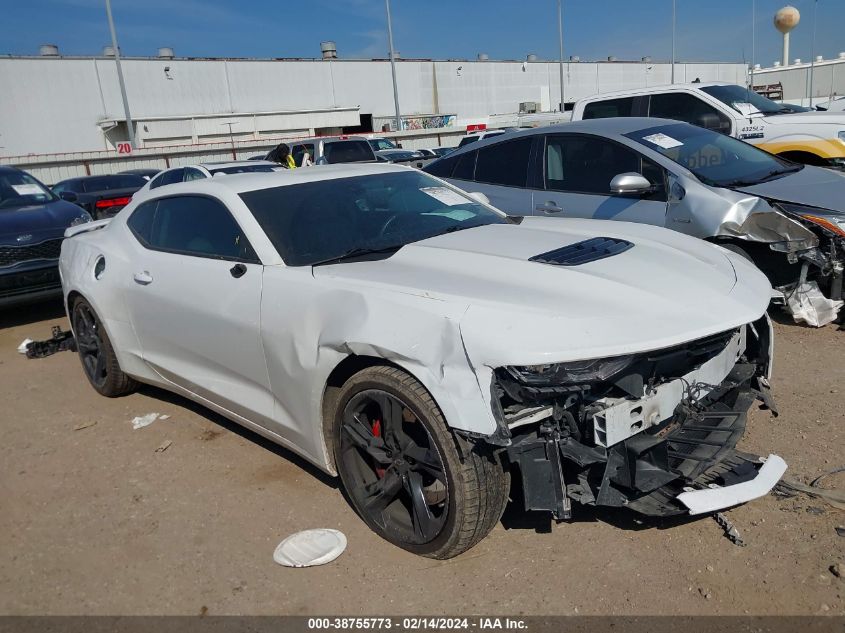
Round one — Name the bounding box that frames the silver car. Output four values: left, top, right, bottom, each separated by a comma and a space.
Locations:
424, 118, 844, 324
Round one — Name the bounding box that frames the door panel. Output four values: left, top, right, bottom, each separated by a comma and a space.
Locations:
539, 134, 669, 226
122, 195, 273, 424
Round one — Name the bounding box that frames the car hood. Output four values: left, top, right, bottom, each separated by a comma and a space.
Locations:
312, 218, 771, 364
762, 110, 845, 125
0, 200, 87, 245
733, 165, 845, 213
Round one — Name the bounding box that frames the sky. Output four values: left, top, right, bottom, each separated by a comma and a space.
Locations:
3, 0, 844, 68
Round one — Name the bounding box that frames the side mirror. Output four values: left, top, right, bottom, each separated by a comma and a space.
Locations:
697, 113, 731, 134
315, 156, 328, 166
59, 191, 78, 203
467, 191, 491, 205
609, 172, 653, 196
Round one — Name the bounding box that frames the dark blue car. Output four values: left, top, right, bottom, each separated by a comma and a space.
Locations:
0, 166, 91, 307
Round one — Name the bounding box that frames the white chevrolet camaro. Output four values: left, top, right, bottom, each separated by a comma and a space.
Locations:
60, 163, 786, 558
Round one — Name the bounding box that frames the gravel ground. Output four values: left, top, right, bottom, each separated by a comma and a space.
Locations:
0, 300, 842, 616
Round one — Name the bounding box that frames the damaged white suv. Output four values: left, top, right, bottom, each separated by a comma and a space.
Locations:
59, 164, 786, 558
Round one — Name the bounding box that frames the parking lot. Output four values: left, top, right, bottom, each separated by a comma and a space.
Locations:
0, 300, 841, 616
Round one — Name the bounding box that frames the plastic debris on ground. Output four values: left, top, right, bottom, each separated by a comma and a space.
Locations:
273, 529, 347, 567
154, 440, 172, 453
131, 413, 162, 430
73, 421, 97, 431
17, 339, 33, 354
785, 281, 844, 327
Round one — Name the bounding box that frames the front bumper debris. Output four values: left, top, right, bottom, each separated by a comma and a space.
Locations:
677, 454, 787, 515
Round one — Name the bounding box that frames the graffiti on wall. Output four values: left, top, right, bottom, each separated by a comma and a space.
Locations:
401, 114, 456, 130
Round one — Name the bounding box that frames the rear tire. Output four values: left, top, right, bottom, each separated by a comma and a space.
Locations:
332, 365, 509, 559
71, 297, 138, 397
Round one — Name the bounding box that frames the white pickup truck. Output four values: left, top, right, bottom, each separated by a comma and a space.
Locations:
571, 82, 845, 169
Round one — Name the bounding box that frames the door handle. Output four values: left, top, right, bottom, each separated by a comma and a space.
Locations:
133, 271, 153, 285
536, 201, 562, 214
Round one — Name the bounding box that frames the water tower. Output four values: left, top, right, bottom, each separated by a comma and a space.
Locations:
774, 6, 800, 66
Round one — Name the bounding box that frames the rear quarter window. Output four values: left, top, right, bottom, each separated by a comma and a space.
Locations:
324, 141, 374, 163
582, 97, 635, 119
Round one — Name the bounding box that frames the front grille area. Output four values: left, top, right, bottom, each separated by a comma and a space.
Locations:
0, 239, 63, 267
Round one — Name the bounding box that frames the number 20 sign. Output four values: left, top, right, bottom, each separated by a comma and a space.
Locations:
116, 142, 133, 155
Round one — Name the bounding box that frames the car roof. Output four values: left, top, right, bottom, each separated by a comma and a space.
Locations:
158, 163, 413, 195
577, 82, 731, 102
0, 165, 25, 174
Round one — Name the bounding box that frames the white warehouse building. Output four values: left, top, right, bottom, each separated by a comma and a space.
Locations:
0, 50, 748, 159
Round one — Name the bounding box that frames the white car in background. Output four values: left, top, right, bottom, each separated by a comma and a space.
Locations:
140, 161, 278, 192
59, 164, 785, 558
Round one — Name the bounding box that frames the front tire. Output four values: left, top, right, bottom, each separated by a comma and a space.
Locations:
332, 365, 509, 559
71, 297, 138, 397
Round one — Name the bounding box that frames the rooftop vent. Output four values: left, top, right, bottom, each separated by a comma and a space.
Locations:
607, 55, 617, 62
529, 237, 634, 267
320, 41, 337, 59
39, 44, 59, 56
157, 47, 174, 59
793, 58, 802, 64
753, 63, 762, 70
477, 53, 489, 61
839, 52, 845, 59
570, 55, 580, 62
815, 55, 823, 62
103, 45, 116, 57
526, 54, 538, 62
641, 56, 651, 62
774, 60, 782, 67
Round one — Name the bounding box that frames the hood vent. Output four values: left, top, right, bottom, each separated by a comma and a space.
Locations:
529, 237, 634, 266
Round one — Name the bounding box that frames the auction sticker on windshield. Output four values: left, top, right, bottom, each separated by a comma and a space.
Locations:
420, 186, 470, 206
11, 184, 44, 196
642, 133, 683, 150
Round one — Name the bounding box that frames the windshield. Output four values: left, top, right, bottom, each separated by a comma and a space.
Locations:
0, 170, 57, 209
239, 171, 506, 266
701, 85, 810, 115
625, 123, 801, 187
369, 139, 397, 151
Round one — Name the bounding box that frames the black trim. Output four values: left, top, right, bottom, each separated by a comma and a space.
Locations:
529, 237, 634, 266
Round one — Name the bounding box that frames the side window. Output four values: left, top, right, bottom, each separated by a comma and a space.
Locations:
648, 93, 731, 133
424, 154, 459, 178
451, 150, 478, 181
150, 168, 185, 190
147, 195, 259, 262
126, 200, 157, 245
475, 138, 533, 188
582, 97, 635, 119
545, 135, 640, 195
292, 143, 315, 167
52, 183, 67, 194
183, 168, 206, 181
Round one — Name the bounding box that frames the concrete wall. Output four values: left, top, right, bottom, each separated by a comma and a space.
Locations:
0, 56, 748, 157
752, 58, 845, 103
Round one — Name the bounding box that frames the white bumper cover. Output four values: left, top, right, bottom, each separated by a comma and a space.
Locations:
676, 454, 787, 515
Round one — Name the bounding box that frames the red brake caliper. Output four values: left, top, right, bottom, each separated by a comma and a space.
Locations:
372, 419, 386, 478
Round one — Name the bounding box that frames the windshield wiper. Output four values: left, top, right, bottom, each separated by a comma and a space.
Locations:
720, 165, 803, 188
311, 244, 404, 267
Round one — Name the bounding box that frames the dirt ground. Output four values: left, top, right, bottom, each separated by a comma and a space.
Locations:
0, 300, 842, 616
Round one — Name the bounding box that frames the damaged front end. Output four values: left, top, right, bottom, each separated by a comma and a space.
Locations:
490, 316, 784, 519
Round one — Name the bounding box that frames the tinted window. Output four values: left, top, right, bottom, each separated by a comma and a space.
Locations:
81, 175, 146, 192
423, 155, 459, 178
475, 138, 533, 188
545, 135, 639, 194
53, 180, 83, 193
452, 150, 477, 180
183, 168, 206, 181
240, 171, 505, 266
648, 93, 731, 132
127, 200, 157, 245
142, 195, 258, 262
458, 136, 480, 148
583, 97, 635, 119
150, 168, 185, 190
324, 141, 374, 163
